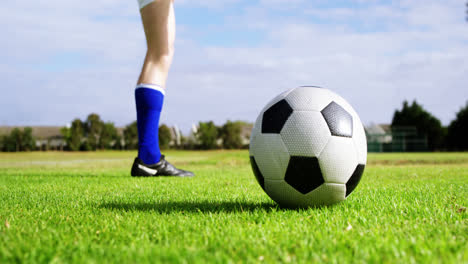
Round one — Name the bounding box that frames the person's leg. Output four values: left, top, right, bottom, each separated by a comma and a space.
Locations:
132, 0, 193, 177
135, 0, 174, 166
138, 0, 175, 87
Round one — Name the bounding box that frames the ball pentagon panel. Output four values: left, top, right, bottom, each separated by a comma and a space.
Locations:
346, 164, 365, 197
261, 99, 293, 134
284, 156, 325, 194
321, 102, 353, 138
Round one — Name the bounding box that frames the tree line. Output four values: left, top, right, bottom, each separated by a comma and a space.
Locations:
59, 114, 251, 151
0, 127, 35, 152
60, 114, 122, 151
0, 113, 251, 152
121, 119, 250, 151
1, 101, 468, 152
391, 100, 468, 151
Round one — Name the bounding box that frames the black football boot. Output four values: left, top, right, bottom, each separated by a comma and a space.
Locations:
131, 155, 195, 177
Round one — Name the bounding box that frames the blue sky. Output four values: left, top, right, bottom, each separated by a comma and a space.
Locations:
1, 0, 467, 132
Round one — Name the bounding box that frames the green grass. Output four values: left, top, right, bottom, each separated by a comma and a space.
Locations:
0, 151, 467, 263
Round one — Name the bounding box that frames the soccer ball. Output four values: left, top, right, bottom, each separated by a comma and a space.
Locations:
249, 86, 367, 207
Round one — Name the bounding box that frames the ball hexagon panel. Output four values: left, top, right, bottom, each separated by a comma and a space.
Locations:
249, 156, 265, 191
305, 183, 346, 205
321, 102, 353, 138
265, 180, 345, 207
318, 136, 358, 184
261, 99, 293, 134
249, 133, 290, 181
285, 86, 336, 112
346, 164, 365, 197
284, 156, 324, 194
280, 111, 331, 157
264, 179, 312, 208
353, 120, 368, 165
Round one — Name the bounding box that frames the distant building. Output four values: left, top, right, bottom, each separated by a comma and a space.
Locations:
365, 124, 428, 152
365, 124, 392, 152
240, 123, 253, 147
0, 126, 66, 150
167, 125, 182, 148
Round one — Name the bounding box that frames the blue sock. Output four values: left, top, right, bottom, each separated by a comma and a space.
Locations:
135, 84, 165, 165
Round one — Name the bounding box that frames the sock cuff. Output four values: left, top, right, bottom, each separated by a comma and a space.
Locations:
136, 83, 165, 96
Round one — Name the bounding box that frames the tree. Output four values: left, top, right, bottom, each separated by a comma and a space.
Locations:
159, 124, 172, 150
0, 136, 4, 152
22, 127, 35, 151
124, 121, 139, 150
113, 134, 123, 150
447, 102, 468, 150
0, 127, 35, 152
10, 128, 22, 152
84, 113, 103, 151
60, 127, 71, 151
196, 121, 219, 149
391, 100, 445, 151
221, 120, 243, 149
69, 119, 84, 151
1, 135, 11, 152
1, 131, 16, 152
99, 122, 118, 149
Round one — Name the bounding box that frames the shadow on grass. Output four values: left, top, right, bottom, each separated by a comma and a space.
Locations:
98, 200, 280, 214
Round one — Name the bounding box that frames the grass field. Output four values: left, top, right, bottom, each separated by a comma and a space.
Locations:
0, 151, 467, 263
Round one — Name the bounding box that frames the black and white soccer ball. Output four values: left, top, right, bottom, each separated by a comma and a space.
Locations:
249, 86, 367, 207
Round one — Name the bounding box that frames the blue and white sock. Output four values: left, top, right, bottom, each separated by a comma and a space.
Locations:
135, 84, 165, 165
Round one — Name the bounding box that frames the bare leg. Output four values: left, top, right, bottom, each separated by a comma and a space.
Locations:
138, 0, 175, 88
